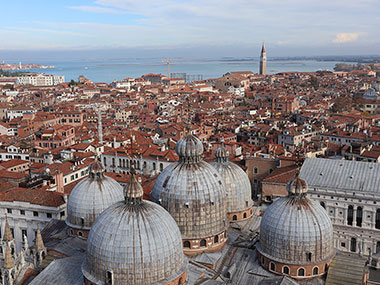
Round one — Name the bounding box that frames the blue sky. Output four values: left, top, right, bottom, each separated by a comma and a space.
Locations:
0, 0, 379, 57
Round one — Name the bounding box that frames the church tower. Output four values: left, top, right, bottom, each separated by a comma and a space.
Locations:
259, 43, 267, 75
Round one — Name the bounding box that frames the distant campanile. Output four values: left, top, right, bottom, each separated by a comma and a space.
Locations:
259, 43, 267, 75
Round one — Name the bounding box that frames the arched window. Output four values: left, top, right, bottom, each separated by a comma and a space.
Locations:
232, 215, 237, 221
351, 237, 357, 252
283, 266, 290, 275
214, 235, 219, 243
357, 206, 363, 227
106, 271, 113, 285
298, 268, 305, 276
254, 167, 258, 174
270, 262, 276, 271
376, 209, 380, 229
200, 239, 206, 247
243, 212, 247, 219
313, 266, 319, 275
78, 231, 83, 237
183, 241, 191, 248
347, 205, 354, 226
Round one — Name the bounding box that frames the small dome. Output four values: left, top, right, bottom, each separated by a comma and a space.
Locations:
211, 145, 253, 219
363, 87, 378, 100
82, 175, 187, 284
175, 134, 204, 162
66, 160, 124, 232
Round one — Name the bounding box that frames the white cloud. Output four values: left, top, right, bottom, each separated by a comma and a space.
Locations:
332, 33, 359, 43
68, 5, 125, 14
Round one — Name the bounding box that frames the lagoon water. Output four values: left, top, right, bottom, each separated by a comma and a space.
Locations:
22, 58, 347, 83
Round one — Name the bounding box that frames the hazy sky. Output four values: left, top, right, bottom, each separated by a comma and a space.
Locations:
0, 0, 379, 58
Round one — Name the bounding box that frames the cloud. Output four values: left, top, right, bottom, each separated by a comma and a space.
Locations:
68, 5, 124, 14
332, 33, 359, 43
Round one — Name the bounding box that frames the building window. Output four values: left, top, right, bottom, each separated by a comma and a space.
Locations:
320, 201, 326, 209
313, 266, 319, 275
351, 237, 357, 252
183, 241, 191, 248
232, 215, 237, 221
243, 212, 247, 219
356, 206, 363, 227
200, 239, 206, 247
22, 229, 27, 237
270, 262, 276, 271
347, 205, 354, 226
214, 235, 219, 243
20, 209, 25, 215
298, 268, 305, 276
283, 266, 290, 275
341, 242, 346, 247
60, 211, 65, 217
47, 213, 52, 218
254, 167, 258, 174
106, 271, 113, 285
7, 208, 12, 214
33, 211, 39, 217
376, 209, 380, 229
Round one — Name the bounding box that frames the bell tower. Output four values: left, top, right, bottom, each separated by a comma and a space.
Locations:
259, 43, 267, 75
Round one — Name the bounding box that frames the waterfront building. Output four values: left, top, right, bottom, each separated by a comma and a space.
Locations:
17, 74, 64, 86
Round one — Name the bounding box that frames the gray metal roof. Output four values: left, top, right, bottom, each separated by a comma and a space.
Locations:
300, 157, 380, 194
29, 256, 84, 285
325, 253, 366, 285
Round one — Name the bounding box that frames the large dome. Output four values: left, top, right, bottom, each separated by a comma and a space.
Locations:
66, 160, 124, 238
257, 174, 335, 278
210, 145, 253, 222
151, 134, 228, 255
82, 171, 187, 284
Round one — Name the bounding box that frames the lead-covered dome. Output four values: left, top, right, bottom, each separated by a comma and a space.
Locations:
257, 174, 335, 278
66, 159, 124, 238
151, 134, 228, 255
82, 171, 187, 285
211, 145, 253, 222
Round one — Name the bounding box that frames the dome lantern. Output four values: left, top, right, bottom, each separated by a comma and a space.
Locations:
124, 168, 143, 204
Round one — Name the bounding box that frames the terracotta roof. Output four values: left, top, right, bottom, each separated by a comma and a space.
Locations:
0, 187, 65, 207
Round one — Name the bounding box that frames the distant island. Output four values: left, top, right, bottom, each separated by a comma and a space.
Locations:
334, 62, 380, 72
0, 62, 54, 71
